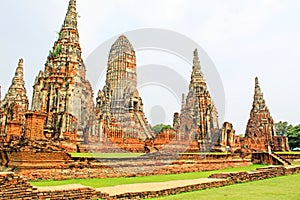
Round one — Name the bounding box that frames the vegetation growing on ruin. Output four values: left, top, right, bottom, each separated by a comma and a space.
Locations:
151, 124, 173, 135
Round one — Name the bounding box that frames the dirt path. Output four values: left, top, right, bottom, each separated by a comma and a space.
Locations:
95, 178, 225, 196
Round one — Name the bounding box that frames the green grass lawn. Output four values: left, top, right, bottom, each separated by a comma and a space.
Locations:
150, 173, 300, 200
30, 164, 265, 188
275, 151, 300, 154
292, 161, 300, 165
69, 152, 145, 158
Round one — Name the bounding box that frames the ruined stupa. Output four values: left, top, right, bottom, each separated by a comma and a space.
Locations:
31, 0, 94, 143
0, 59, 29, 138
244, 77, 289, 151
95, 35, 155, 142
174, 49, 219, 151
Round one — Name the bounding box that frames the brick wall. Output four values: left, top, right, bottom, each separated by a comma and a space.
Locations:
209, 165, 300, 183
0, 172, 38, 200
25, 112, 46, 140
14, 153, 252, 181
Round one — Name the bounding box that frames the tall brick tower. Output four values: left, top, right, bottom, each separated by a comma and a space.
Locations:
0, 59, 29, 137
175, 49, 219, 150
244, 77, 277, 151
96, 35, 155, 141
31, 0, 94, 142
1, 59, 29, 112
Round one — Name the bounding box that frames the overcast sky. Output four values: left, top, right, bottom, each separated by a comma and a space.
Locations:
0, 0, 300, 134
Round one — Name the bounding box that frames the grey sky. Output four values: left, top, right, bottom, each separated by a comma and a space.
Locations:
0, 0, 299, 134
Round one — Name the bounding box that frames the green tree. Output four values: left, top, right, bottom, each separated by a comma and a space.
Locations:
287, 124, 300, 149
275, 121, 292, 136
151, 124, 173, 135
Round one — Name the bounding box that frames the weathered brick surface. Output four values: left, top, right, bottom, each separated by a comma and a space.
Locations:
174, 49, 219, 151
209, 165, 300, 183
276, 153, 300, 162
36, 185, 99, 200
242, 78, 289, 152
0, 172, 38, 200
14, 153, 251, 181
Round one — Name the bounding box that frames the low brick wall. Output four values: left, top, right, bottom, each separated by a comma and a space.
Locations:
276, 153, 300, 162
16, 159, 251, 181
36, 184, 103, 200
209, 165, 300, 184
14, 153, 252, 181
0, 172, 38, 200
0, 172, 108, 200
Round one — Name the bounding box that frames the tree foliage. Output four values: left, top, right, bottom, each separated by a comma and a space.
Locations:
151, 124, 173, 135
275, 121, 292, 136
275, 121, 300, 149
286, 124, 300, 149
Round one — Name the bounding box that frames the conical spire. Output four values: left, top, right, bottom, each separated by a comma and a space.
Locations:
106, 34, 137, 90
62, 0, 77, 30
252, 77, 269, 112
255, 77, 262, 96
1, 58, 29, 110
45, 0, 82, 72
56, 0, 79, 44
189, 48, 206, 90
108, 35, 135, 64
12, 58, 25, 85
245, 77, 275, 142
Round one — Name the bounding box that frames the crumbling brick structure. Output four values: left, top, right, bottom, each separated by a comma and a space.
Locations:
242, 77, 289, 152
93, 35, 155, 145
0, 0, 289, 156
31, 0, 94, 143
0, 59, 29, 140
172, 49, 220, 151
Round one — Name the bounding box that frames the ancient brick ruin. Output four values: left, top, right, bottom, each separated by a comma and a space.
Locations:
0, 59, 29, 140
173, 49, 220, 152
242, 77, 289, 152
31, 0, 94, 145
91, 35, 155, 146
213, 77, 290, 153
0, 0, 290, 167
0, 1, 298, 200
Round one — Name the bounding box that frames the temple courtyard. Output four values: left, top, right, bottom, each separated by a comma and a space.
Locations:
1, 0, 300, 199
1, 162, 300, 199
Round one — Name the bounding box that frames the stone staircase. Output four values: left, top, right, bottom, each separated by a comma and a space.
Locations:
134, 112, 154, 139
270, 153, 291, 166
